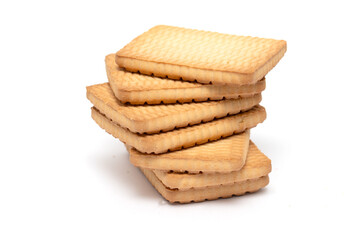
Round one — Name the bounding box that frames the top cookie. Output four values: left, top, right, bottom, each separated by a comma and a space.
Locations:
116, 25, 286, 85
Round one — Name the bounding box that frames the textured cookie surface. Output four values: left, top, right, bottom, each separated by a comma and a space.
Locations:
116, 25, 286, 85
90, 105, 266, 154
153, 141, 271, 189
106, 54, 266, 104
87, 83, 261, 134
141, 168, 269, 203
129, 131, 250, 173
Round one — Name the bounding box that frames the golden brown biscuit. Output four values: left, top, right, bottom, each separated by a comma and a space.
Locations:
116, 25, 286, 85
141, 168, 269, 203
106, 54, 266, 104
87, 83, 261, 134
152, 141, 271, 189
128, 131, 250, 173
90, 105, 266, 154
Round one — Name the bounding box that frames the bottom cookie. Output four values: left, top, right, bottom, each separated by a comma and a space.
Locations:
141, 168, 269, 203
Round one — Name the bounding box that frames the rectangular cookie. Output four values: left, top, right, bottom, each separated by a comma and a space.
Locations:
152, 141, 271, 189
141, 168, 269, 203
116, 25, 286, 85
90, 105, 266, 154
86, 83, 262, 134
106, 54, 266, 104
128, 130, 250, 173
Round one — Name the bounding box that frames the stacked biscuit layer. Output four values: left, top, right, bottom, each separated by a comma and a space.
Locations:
87, 25, 286, 203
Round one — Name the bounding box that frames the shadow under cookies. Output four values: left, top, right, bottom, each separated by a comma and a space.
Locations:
89, 142, 160, 200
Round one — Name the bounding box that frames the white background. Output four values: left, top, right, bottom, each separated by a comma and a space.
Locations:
1, 0, 359, 239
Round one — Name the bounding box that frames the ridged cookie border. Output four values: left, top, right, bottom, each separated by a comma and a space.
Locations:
141, 168, 269, 203
87, 83, 262, 134
116, 46, 286, 85
109, 79, 266, 105
152, 141, 272, 189
129, 131, 250, 173
91, 105, 266, 154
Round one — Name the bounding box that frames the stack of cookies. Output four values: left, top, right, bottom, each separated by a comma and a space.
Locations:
86, 25, 286, 203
